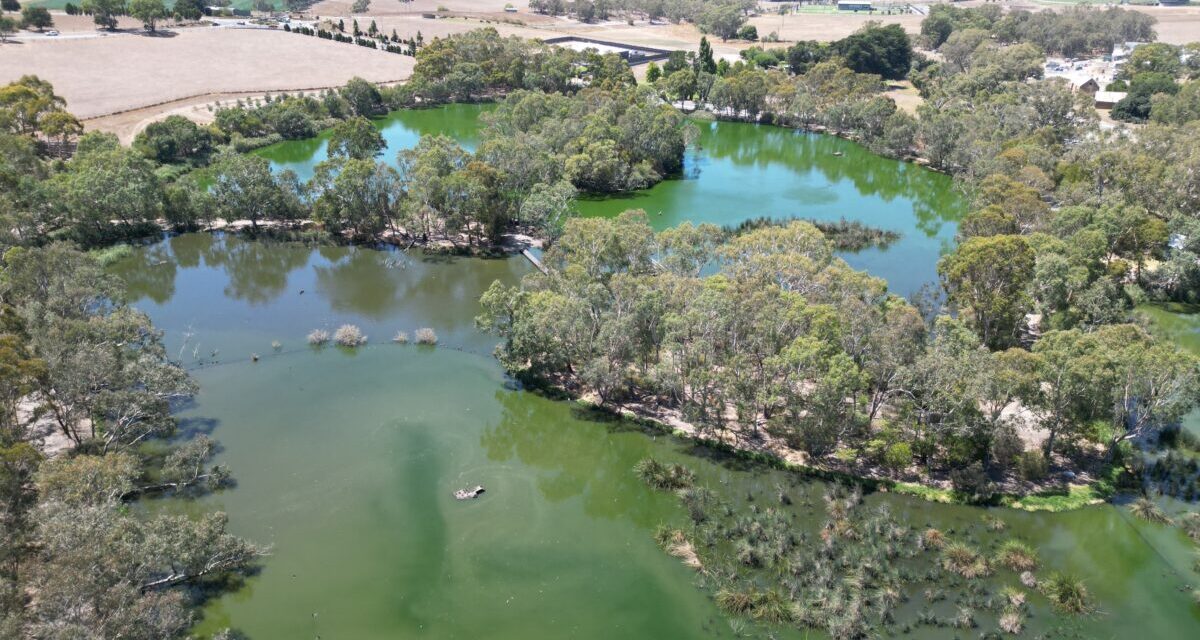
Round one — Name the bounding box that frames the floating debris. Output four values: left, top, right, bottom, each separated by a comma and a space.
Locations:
454, 485, 485, 500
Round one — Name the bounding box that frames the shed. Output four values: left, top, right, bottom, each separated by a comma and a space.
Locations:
837, 1, 873, 11
1094, 91, 1127, 109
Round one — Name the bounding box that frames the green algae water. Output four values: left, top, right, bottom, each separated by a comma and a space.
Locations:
254, 105, 963, 296
110, 234, 1200, 639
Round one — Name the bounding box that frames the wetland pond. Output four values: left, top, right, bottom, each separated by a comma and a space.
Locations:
256, 104, 964, 297
109, 106, 1200, 638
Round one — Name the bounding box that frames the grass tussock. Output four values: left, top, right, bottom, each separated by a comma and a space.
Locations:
307, 329, 330, 346
634, 458, 695, 490
415, 327, 438, 345
334, 324, 367, 347
392, 330, 410, 344
714, 587, 794, 624
941, 542, 991, 579
995, 539, 1039, 572
1041, 572, 1089, 614
921, 527, 946, 550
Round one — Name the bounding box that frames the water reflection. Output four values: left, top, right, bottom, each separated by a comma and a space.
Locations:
119, 241, 177, 304
482, 388, 691, 529
209, 239, 310, 305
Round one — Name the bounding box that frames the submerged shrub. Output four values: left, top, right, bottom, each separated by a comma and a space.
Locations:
1042, 572, 1089, 614
1128, 498, 1173, 525
307, 329, 330, 345
1182, 512, 1200, 543
996, 539, 1039, 572
334, 324, 367, 347
998, 609, 1024, 635
415, 327, 438, 345
392, 330, 410, 344
634, 458, 695, 490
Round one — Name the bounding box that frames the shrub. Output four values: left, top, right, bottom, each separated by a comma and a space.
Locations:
307, 329, 330, 345
334, 324, 367, 347
991, 424, 1024, 470
415, 327, 437, 345
882, 442, 912, 472
950, 461, 992, 500
1017, 450, 1048, 482
995, 539, 1039, 572
392, 330, 409, 344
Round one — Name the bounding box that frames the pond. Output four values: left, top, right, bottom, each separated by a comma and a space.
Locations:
255, 104, 964, 297
111, 233, 1200, 639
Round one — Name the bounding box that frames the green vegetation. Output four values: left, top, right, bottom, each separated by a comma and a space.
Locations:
0, 243, 260, 637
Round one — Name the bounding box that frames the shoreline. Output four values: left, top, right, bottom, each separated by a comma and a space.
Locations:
523, 377, 1113, 513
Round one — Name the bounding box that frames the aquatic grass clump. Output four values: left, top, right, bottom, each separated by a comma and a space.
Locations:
334, 324, 367, 347
654, 526, 702, 569
714, 587, 794, 624
921, 527, 946, 550
415, 327, 438, 345
941, 542, 990, 579
1041, 572, 1089, 614
307, 329, 330, 345
1128, 498, 1173, 525
633, 458, 695, 490
677, 486, 717, 524
392, 330, 410, 344
995, 539, 1039, 572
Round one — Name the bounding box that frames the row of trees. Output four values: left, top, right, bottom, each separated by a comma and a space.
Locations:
920, 3, 1156, 58
0, 242, 261, 638
528, 0, 757, 39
